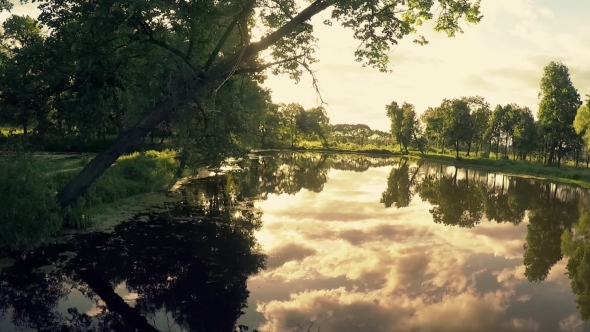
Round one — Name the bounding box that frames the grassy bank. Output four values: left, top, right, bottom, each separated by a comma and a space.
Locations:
409, 152, 590, 188
0, 149, 179, 248
271, 142, 590, 188
262, 140, 401, 156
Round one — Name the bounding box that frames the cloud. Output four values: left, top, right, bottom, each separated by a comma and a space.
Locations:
486, 68, 541, 91
266, 243, 317, 269
485, 60, 590, 104
0, 3, 40, 22
559, 314, 584, 332
255, 288, 539, 332
465, 75, 496, 90
336, 224, 433, 246
538, 7, 554, 18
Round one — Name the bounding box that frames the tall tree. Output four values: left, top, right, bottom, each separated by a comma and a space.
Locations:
421, 106, 445, 152
464, 96, 491, 156
486, 104, 517, 159
512, 106, 537, 161
440, 98, 471, 158
281, 103, 304, 147
0, 15, 45, 134
297, 106, 331, 147
537, 61, 582, 167
574, 97, 590, 150
386, 101, 416, 153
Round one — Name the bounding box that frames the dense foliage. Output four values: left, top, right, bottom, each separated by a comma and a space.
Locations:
0, 155, 62, 247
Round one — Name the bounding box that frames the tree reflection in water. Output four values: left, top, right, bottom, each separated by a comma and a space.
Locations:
378, 157, 590, 322
0, 174, 266, 332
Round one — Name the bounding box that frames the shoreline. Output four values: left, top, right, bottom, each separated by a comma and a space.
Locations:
254, 147, 590, 189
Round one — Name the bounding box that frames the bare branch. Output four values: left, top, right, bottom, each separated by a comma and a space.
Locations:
299, 60, 327, 106
248, 0, 330, 56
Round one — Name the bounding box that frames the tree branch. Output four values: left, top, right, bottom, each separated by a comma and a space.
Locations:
203, 0, 256, 71
248, 0, 330, 56
299, 60, 326, 105
233, 54, 305, 74
147, 38, 197, 72
135, 20, 197, 72
186, 22, 197, 60
202, 0, 332, 80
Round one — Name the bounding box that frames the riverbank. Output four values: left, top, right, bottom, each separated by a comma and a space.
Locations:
0, 149, 180, 248
265, 146, 590, 188
252, 146, 402, 157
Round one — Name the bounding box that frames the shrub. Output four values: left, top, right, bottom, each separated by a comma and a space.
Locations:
0, 154, 62, 248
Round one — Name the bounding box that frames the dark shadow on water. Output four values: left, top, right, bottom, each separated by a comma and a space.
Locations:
0, 176, 266, 332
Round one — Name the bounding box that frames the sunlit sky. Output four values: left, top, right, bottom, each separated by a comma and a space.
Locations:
3, 1, 590, 131
265, 0, 590, 131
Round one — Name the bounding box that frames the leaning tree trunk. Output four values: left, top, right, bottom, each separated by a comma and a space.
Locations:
56, 0, 332, 208
57, 81, 198, 207
412, 130, 426, 157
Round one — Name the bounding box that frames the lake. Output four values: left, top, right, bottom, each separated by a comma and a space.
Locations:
1, 152, 590, 332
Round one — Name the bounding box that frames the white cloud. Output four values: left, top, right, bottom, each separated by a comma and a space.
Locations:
538, 7, 554, 18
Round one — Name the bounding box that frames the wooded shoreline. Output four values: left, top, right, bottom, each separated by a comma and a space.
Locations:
264, 147, 590, 189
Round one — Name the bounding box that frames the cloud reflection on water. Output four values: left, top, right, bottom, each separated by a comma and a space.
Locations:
240, 155, 586, 332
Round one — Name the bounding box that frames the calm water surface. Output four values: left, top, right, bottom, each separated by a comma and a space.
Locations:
1, 152, 590, 331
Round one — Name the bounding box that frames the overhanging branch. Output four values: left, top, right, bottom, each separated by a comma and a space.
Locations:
202, 0, 332, 80
299, 60, 326, 105
233, 54, 305, 74
203, 0, 257, 71
136, 20, 197, 72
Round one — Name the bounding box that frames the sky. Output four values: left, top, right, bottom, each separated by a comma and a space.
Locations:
3, 1, 590, 131
263, 0, 590, 131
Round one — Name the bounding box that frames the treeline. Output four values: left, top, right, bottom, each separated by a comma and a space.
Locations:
258, 103, 390, 149
386, 62, 590, 167
255, 60, 590, 169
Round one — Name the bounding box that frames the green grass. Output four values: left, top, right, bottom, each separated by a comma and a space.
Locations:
282, 140, 400, 156
408, 151, 590, 188
0, 155, 62, 248
57, 150, 179, 228
0, 149, 180, 248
